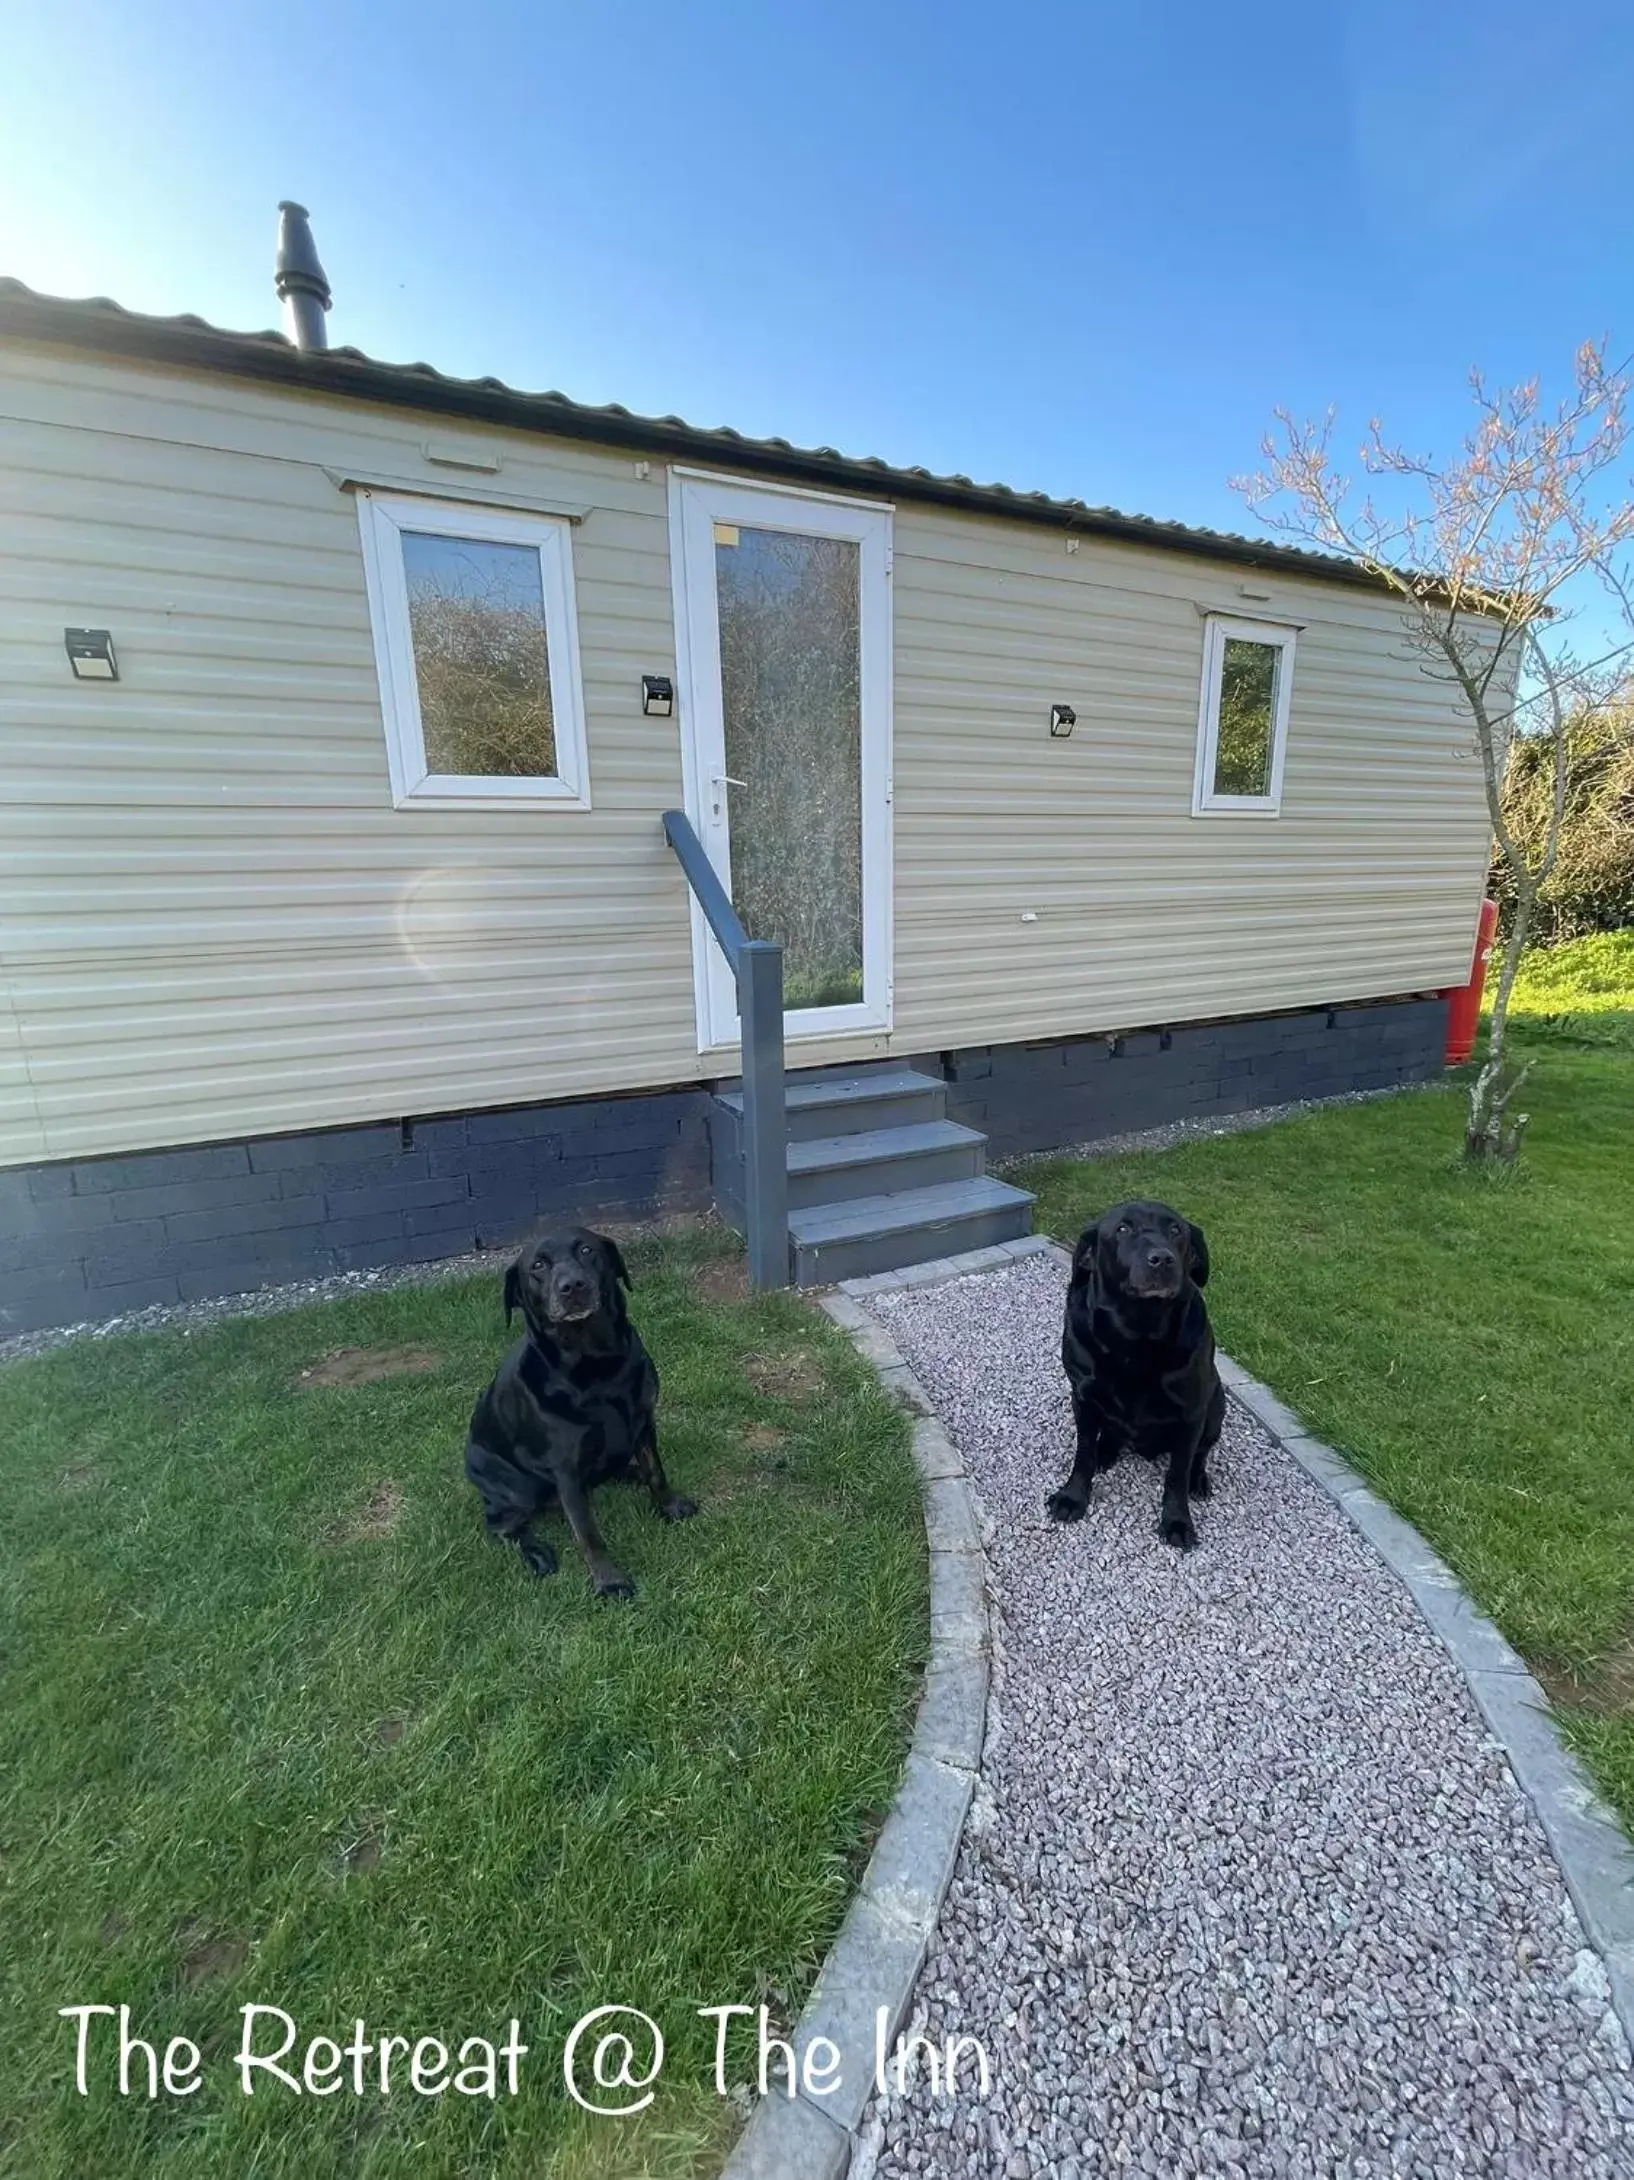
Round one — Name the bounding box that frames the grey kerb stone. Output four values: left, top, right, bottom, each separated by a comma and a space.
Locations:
718, 1284, 992, 2179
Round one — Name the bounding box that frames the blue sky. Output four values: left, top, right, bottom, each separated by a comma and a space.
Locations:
3, 0, 1632, 545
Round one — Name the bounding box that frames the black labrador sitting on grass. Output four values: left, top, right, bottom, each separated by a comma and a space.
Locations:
1046, 1199, 1225, 1551
464, 1227, 696, 1600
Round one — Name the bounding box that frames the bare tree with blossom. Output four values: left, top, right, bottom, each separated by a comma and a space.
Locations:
1233, 344, 1634, 1160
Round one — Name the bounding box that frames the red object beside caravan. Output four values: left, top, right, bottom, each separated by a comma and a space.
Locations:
1445, 897, 1500, 1064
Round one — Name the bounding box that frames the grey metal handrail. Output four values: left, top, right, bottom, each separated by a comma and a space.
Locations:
663, 810, 788, 1290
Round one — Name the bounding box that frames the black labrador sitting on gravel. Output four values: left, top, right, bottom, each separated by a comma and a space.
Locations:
464, 1227, 696, 1599
1046, 1199, 1225, 1551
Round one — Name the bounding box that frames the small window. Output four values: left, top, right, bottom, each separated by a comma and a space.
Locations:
1192, 615, 1296, 816
356, 492, 590, 808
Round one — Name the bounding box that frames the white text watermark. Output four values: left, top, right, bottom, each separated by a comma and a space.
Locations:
57, 2001, 992, 2111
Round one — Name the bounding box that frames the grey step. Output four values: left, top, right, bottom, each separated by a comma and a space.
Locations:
718, 1120, 988, 1224
789, 1175, 1035, 1287
788, 1119, 986, 1209
714, 1067, 945, 1146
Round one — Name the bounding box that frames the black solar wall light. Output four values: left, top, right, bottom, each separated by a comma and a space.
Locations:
65, 629, 118, 681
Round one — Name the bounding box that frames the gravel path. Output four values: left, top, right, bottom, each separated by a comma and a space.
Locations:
857, 1256, 1634, 2180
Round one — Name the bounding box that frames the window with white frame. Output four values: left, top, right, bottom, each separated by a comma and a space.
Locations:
1192, 615, 1296, 816
356, 491, 590, 809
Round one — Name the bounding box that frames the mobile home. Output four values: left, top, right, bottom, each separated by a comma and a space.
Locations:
0, 225, 1490, 1331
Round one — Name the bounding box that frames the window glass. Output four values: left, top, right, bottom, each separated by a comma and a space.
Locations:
715, 525, 864, 1010
1213, 635, 1277, 798
400, 530, 557, 779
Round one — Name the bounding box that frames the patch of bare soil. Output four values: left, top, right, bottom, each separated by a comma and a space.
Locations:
295, 1346, 442, 1390
742, 1350, 824, 1401
58, 1460, 99, 1493
375, 1716, 407, 1748
334, 1827, 382, 1876
1538, 1634, 1634, 1718
177, 1923, 247, 1986
328, 1480, 406, 1545
693, 1258, 751, 1304
741, 1423, 788, 1453
708, 1462, 795, 1506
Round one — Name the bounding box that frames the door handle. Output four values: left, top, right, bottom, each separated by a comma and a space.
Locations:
708, 774, 747, 820
711, 775, 748, 790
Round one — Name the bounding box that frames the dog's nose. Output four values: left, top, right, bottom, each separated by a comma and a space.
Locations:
1146, 1247, 1177, 1272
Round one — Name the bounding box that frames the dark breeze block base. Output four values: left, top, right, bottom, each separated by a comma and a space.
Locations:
0, 1089, 715, 1337
1, 997, 1447, 1336
914, 996, 1450, 1161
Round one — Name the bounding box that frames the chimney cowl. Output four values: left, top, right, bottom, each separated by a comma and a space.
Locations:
274, 201, 331, 350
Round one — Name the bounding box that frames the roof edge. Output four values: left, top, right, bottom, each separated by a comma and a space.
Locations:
0, 278, 1409, 596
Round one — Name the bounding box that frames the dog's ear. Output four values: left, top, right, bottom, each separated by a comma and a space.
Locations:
1071, 1220, 1100, 1284
604, 1236, 633, 1291
502, 1257, 524, 1325
1186, 1221, 1211, 1289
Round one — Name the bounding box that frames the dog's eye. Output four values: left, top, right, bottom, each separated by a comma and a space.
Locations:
576, 1242, 593, 1262
1116, 1221, 1131, 1236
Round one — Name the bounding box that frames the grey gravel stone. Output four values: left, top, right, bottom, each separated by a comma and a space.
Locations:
859, 1255, 1634, 2179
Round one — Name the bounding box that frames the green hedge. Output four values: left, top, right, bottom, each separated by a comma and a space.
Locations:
1490, 707, 1634, 941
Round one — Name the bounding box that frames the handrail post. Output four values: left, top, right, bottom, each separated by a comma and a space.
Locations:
663, 812, 789, 1292
737, 939, 789, 1291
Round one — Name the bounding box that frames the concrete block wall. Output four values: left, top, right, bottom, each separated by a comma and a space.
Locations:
1, 996, 1448, 1337
919, 997, 1450, 1161
1, 1089, 714, 1336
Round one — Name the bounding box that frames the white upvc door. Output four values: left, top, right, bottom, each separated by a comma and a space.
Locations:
668, 468, 894, 1052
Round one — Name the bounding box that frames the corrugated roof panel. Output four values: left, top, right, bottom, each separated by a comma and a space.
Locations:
0, 274, 1408, 594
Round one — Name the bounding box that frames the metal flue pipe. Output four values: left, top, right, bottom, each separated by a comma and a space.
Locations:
274, 201, 331, 351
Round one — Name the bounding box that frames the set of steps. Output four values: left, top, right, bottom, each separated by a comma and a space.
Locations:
710, 1064, 1034, 1286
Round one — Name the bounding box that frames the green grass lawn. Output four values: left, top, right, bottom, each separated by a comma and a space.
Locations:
1504, 927, 1634, 1052
0, 1230, 927, 2180
1019, 959, 1634, 1836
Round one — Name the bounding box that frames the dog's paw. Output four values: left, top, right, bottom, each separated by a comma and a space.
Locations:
660, 1494, 699, 1522
1045, 1489, 1088, 1523
1159, 1509, 1198, 1551
593, 1569, 637, 1601
518, 1537, 558, 1577
1191, 1470, 1213, 1500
